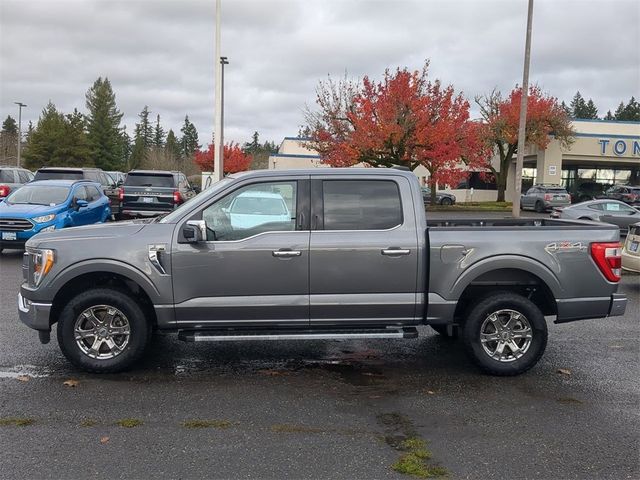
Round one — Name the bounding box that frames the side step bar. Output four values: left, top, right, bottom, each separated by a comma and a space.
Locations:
178, 327, 418, 342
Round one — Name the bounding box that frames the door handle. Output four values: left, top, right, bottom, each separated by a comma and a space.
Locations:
381, 248, 411, 256
272, 249, 302, 258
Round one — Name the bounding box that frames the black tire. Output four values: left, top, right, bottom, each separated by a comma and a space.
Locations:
57, 288, 151, 373
534, 201, 545, 213
462, 292, 547, 376
440, 197, 452, 206
430, 324, 458, 338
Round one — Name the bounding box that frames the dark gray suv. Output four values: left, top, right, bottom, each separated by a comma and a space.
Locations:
521, 184, 571, 212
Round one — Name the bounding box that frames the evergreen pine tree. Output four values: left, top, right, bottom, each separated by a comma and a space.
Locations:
2, 115, 18, 134
120, 127, 132, 169
604, 110, 614, 121
129, 135, 146, 170
165, 129, 181, 160
614, 102, 626, 120
180, 116, 199, 157
85, 77, 124, 170
560, 101, 571, 116
243, 131, 260, 155
59, 109, 93, 167
584, 99, 598, 119
153, 114, 165, 148
619, 96, 640, 121
135, 106, 153, 147
570, 91, 588, 118
22, 102, 67, 169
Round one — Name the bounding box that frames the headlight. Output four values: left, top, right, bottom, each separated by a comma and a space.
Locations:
33, 214, 56, 223
40, 225, 56, 233
28, 248, 55, 287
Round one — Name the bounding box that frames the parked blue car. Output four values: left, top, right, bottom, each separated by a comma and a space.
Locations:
0, 180, 111, 251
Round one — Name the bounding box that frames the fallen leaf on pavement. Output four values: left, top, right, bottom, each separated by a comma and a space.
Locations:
100, 436, 109, 444
63, 379, 80, 387
556, 368, 572, 376
16, 375, 31, 382
426, 390, 436, 395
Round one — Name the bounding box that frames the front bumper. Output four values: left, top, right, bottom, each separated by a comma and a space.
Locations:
18, 292, 52, 331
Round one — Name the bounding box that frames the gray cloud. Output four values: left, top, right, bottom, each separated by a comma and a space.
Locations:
1, 0, 638, 148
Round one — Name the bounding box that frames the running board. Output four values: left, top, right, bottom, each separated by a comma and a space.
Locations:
178, 327, 418, 342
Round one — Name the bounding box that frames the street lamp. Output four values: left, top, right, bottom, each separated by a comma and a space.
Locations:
14, 102, 27, 167
220, 56, 229, 160
512, 0, 534, 217
213, 0, 223, 183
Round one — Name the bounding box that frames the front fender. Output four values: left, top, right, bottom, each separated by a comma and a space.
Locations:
33, 258, 163, 304
450, 255, 563, 299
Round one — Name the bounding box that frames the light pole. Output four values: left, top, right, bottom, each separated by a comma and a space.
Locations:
512, 0, 534, 217
14, 102, 27, 167
220, 56, 229, 161
213, 0, 224, 183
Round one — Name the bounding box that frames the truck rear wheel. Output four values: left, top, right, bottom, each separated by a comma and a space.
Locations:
57, 288, 151, 373
462, 292, 547, 376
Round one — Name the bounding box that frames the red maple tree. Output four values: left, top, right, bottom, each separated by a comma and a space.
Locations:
194, 142, 253, 174
477, 86, 574, 201
305, 62, 491, 202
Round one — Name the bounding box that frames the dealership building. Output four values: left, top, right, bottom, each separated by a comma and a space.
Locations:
269, 119, 639, 202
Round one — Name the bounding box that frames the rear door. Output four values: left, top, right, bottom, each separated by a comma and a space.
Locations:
309, 175, 419, 326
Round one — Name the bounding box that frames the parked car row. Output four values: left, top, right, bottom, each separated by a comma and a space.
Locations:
0, 165, 195, 252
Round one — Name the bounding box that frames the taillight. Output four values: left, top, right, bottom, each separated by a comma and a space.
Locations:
544, 194, 552, 201
173, 190, 182, 204
0, 185, 10, 197
118, 188, 124, 201
590, 242, 622, 282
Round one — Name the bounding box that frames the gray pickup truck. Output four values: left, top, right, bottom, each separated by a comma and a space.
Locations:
18, 168, 627, 375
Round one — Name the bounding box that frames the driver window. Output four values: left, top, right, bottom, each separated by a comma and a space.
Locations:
202, 181, 297, 241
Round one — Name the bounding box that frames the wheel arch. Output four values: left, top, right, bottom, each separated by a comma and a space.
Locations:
451, 258, 561, 320
49, 261, 160, 328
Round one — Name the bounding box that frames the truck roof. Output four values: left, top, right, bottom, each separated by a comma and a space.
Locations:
228, 167, 418, 180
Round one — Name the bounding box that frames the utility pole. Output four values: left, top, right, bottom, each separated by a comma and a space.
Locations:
14, 102, 27, 167
512, 0, 534, 217
213, 0, 223, 183
220, 56, 229, 157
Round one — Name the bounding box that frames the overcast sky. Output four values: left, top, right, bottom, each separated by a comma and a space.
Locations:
1, 0, 638, 147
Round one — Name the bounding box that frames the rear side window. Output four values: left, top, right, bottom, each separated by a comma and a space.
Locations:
0, 169, 15, 182
322, 180, 402, 230
545, 188, 567, 193
17, 170, 33, 183
125, 173, 174, 188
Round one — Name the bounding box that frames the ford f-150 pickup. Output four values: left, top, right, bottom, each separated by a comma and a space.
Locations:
18, 168, 627, 375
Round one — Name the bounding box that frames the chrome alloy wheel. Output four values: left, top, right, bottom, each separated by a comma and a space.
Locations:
480, 309, 533, 362
74, 305, 131, 360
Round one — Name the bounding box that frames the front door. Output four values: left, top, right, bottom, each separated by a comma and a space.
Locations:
171, 177, 311, 327
309, 176, 419, 326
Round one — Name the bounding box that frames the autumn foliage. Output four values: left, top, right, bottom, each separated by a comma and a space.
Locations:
477, 85, 574, 201
305, 62, 491, 201
194, 142, 253, 174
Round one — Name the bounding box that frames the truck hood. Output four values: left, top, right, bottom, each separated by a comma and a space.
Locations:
26, 221, 147, 248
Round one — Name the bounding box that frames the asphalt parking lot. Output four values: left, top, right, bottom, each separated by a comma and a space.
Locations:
0, 213, 638, 480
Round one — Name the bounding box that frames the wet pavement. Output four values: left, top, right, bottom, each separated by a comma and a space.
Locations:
0, 233, 638, 479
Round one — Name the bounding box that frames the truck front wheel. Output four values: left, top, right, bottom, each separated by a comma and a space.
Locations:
57, 288, 151, 373
462, 292, 547, 376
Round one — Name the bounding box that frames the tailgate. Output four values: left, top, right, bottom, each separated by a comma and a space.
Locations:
121, 186, 176, 212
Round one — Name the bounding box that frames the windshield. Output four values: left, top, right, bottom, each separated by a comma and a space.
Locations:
159, 177, 233, 223
6, 185, 70, 205
231, 196, 287, 215
34, 170, 83, 181
125, 173, 174, 187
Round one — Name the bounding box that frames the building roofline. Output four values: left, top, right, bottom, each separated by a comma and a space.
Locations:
571, 118, 640, 125
270, 153, 321, 159
574, 132, 640, 139
283, 136, 312, 141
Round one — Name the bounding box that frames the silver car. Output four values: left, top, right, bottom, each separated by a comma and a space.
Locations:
0, 166, 34, 199
551, 199, 640, 234
521, 184, 571, 212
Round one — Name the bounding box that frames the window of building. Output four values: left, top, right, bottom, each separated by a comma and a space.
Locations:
322, 180, 402, 230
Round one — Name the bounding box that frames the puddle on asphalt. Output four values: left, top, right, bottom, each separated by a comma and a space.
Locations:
0, 364, 52, 379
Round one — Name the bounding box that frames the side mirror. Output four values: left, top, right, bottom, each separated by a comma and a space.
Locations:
76, 199, 89, 209
193, 186, 201, 194
182, 220, 205, 243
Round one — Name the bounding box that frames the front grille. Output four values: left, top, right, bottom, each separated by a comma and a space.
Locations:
0, 217, 34, 231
